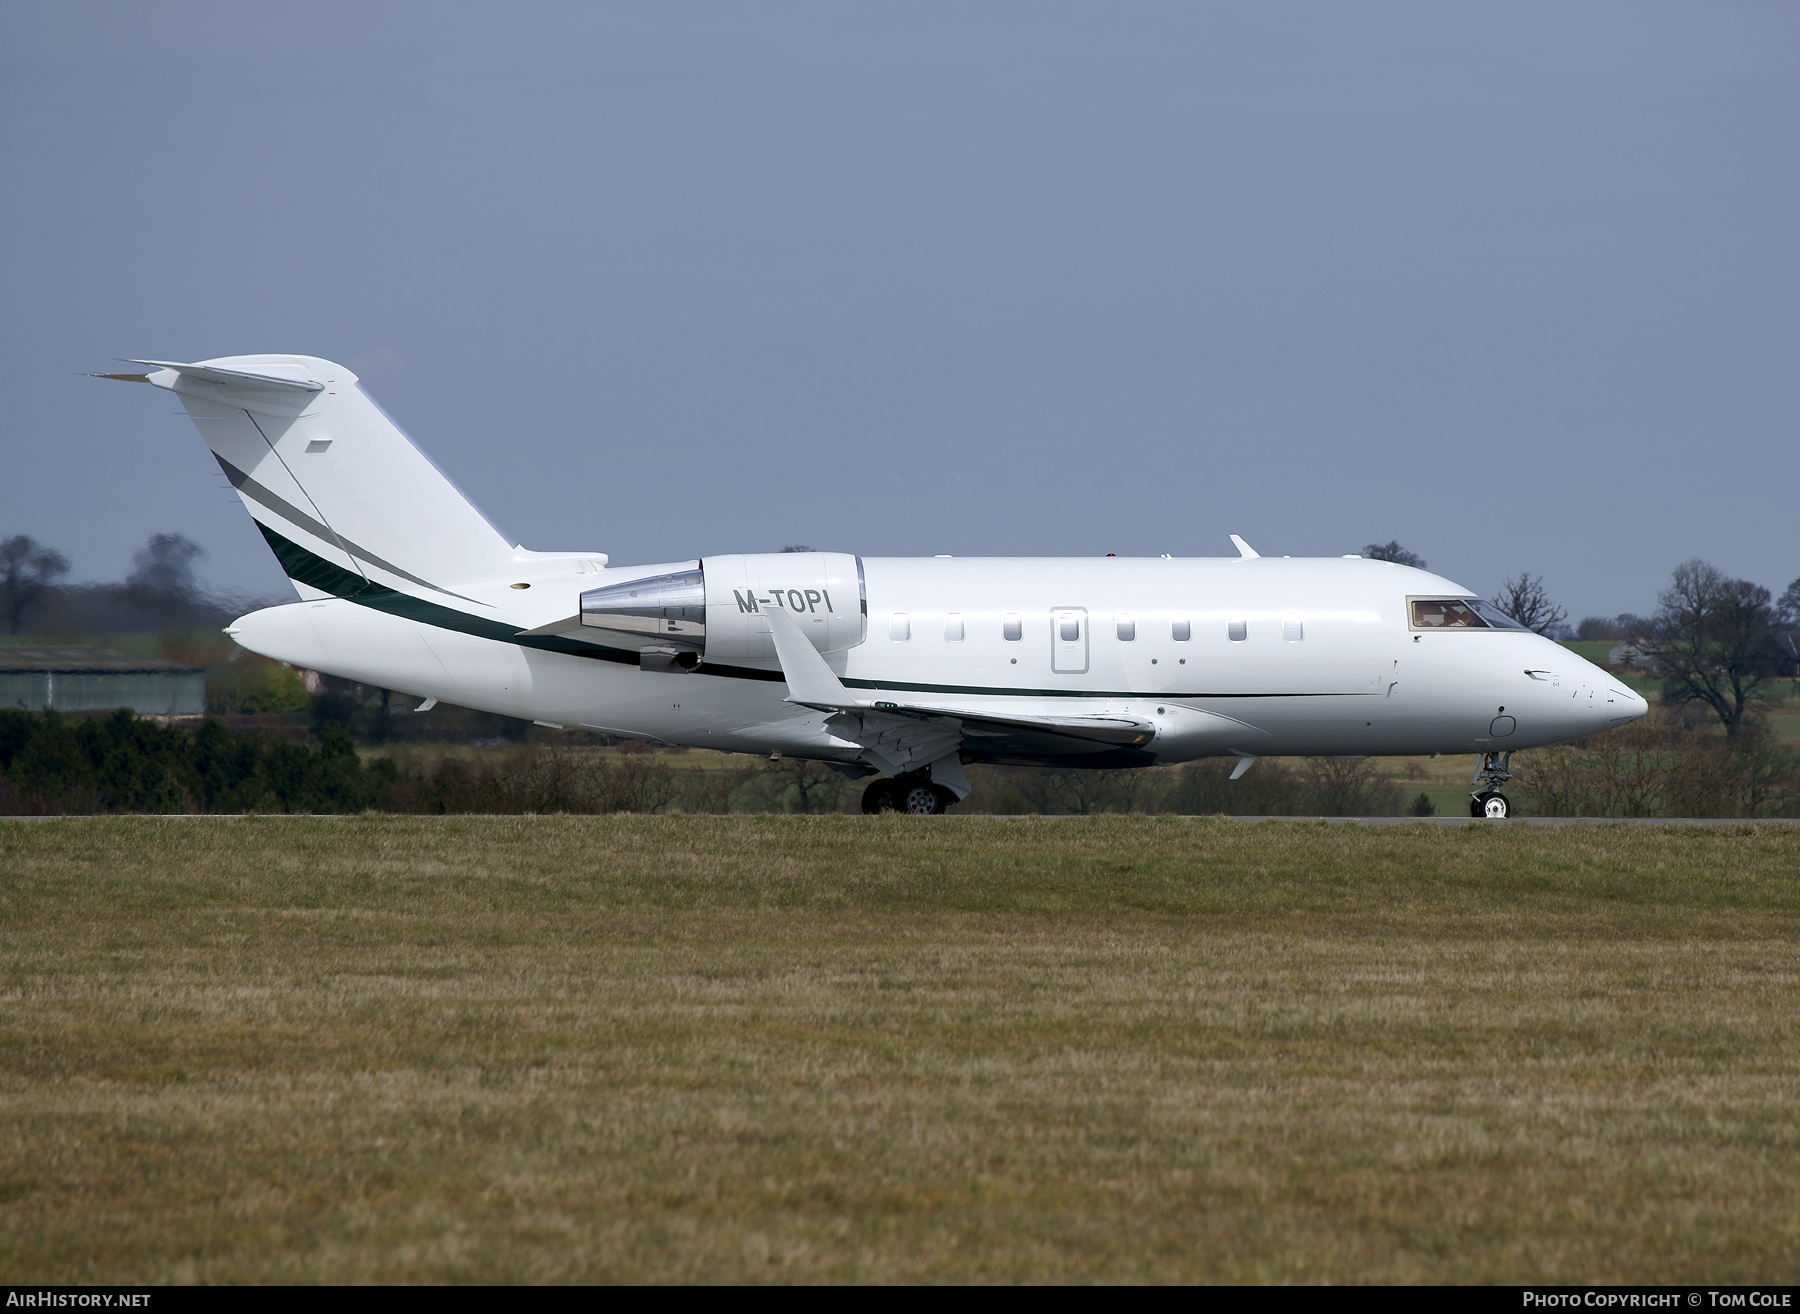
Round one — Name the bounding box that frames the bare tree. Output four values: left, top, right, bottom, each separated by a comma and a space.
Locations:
1300, 757, 1402, 815
779, 545, 813, 554
1, 535, 71, 635
779, 757, 850, 813
1779, 577, 1800, 625
1780, 578, 1800, 676
739, 756, 853, 812
1362, 541, 1427, 569
1495, 573, 1568, 635
1641, 559, 1785, 737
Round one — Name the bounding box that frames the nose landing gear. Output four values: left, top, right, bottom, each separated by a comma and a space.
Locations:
1469, 751, 1513, 819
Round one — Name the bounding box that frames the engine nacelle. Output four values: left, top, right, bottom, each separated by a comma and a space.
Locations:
579, 553, 865, 664
703, 552, 865, 661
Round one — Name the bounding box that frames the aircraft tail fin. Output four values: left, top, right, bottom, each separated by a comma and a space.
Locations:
138, 355, 516, 599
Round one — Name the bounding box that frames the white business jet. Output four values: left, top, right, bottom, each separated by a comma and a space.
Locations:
98, 355, 1646, 818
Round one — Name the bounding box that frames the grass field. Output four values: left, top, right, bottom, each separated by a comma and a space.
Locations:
2, 816, 1798, 1284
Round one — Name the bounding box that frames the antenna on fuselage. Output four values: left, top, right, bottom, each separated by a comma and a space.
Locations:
1229, 534, 1260, 559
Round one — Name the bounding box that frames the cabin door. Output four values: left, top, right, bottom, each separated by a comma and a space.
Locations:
1051, 607, 1088, 674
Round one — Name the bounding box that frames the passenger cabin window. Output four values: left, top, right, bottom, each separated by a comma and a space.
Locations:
1228, 619, 1247, 642
944, 612, 965, 642
1283, 619, 1304, 643
1116, 612, 1135, 642
890, 612, 911, 641
1003, 613, 1022, 641
1171, 619, 1191, 642
1060, 617, 1081, 642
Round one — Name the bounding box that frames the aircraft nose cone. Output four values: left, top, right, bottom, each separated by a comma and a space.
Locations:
1606, 686, 1649, 723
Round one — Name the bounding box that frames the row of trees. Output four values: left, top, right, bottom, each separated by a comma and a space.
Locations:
0, 708, 394, 815
1513, 705, 1795, 819
6, 704, 1797, 818
0, 709, 1419, 817
2, 532, 268, 636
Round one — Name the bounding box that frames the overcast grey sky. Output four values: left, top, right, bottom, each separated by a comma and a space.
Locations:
3, 1, 1795, 620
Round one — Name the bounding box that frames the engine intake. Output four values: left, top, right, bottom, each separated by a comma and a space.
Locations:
579, 567, 705, 652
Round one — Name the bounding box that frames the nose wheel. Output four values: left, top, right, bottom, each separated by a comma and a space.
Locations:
1469, 751, 1514, 820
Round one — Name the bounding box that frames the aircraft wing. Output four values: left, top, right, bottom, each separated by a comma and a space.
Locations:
889, 702, 1153, 747
824, 704, 1154, 771
761, 606, 1157, 769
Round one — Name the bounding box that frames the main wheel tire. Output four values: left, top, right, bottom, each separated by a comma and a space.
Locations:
897, 777, 944, 815
861, 779, 899, 814
1481, 791, 1511, 820
1470, 795, 1485, 818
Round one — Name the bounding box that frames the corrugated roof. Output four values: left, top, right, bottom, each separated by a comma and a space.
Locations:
0, 646, 208, 674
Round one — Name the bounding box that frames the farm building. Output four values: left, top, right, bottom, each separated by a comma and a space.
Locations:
0, 646, 207, 716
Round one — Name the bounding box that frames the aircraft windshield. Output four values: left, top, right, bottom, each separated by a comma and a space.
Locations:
1465, 598, 1528, 630
1409, 597, 1528, 630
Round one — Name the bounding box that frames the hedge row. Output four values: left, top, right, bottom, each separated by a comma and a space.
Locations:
0, 708, 395, 814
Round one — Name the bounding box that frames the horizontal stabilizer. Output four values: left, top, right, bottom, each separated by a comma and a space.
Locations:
128, 359, 325, 392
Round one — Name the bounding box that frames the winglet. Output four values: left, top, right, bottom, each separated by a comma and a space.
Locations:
1229, 534, 1260, 559
763, 606, 860, 710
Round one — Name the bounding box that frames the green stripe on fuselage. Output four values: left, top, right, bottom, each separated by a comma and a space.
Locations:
254, 522, 620, 660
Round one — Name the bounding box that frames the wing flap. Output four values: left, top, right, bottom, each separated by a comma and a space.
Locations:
901, 703, 1156, 748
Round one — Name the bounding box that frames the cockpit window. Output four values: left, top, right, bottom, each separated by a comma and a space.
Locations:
1410, 598, 1485, 628
1464, 598, 1528, 630
1409, 597, 1527, 630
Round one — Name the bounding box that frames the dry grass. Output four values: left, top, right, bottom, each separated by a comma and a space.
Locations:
1, 815, 1797, 1284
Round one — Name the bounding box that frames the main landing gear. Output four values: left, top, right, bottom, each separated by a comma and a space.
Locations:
1469, 750, 1513, 819
861, 773, 957, 815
